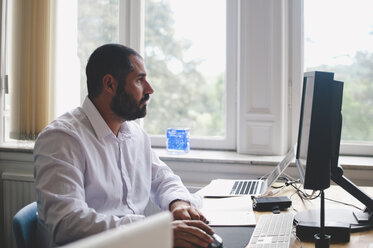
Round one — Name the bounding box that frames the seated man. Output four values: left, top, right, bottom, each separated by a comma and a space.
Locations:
34, 44, 214, 248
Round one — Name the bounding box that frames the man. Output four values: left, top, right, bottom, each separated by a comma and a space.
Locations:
34, 44, 214, 248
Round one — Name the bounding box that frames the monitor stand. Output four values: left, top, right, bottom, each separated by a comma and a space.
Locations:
294, 208, 373, 243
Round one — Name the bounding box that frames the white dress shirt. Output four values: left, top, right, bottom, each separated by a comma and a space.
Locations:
34, 97, 201, 247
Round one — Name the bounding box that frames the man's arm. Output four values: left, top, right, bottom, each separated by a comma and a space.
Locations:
149, 151, 215, 247
150, 150, 203, 210
34, 130, 144, 245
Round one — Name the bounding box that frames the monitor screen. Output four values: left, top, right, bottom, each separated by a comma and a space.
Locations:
296, 76, 315, 184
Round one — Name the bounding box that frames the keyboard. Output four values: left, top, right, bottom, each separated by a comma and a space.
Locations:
230, 180, 261, 195
247, 213, 294, 248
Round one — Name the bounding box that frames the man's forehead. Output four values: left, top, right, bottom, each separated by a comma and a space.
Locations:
129, 55, 146, 72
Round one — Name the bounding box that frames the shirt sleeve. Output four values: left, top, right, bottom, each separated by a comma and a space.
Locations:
149, 150, 203, 210
34, 129, 145, 246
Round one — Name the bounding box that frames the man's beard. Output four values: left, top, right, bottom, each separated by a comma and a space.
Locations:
111, 86, 150, 121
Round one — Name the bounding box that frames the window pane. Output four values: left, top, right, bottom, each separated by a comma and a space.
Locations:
77, 0, 119, 101
304, 0, 373, 143
144, 0, 226, 137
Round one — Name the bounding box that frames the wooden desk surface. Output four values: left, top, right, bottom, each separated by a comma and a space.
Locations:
255, 184, 373, 248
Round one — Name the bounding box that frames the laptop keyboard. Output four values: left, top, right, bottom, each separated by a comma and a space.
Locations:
230, 180, 260, 195
247, 213, 294, 248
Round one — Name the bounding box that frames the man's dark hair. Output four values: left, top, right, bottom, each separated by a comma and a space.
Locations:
86, 44, 141, 99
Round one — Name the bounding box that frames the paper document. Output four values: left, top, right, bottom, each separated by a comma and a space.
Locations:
200, 196, 256, 226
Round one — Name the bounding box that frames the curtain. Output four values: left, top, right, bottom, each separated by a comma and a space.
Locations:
9, 0, 54, 140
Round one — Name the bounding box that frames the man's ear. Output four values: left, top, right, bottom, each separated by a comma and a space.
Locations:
102, 74, 117, 96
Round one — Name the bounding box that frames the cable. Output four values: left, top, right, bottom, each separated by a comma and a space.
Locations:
286, 180, 320, 200
325, 197, 364, 211
265, 187, 284, 196
285, 173, 298, 181
284, 180, 364, 211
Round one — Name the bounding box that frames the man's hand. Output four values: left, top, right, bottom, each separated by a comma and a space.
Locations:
172, 220, 214, 248
170, 200, 214, 247
170, 200, 207, 222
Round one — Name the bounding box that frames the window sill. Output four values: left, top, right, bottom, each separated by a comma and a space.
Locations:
0, 141, 34, 153
154, 148, 373, 187
155, 148, 287, 166
0, 143, 372, 169
154, 148, 373, 170
1, 144, 372, 186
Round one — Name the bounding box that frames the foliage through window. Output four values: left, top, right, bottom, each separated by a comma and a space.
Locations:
143, 0, 226, 137
78, 0, 119, 101
304, 0, 373, 143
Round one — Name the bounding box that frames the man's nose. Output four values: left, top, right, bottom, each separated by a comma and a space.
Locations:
145, 80, 154, 94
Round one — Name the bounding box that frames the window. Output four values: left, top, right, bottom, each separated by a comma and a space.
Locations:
143, 0, 235, 149
77, 0, 119, 102
1, 0, 237, 150
143, 0, 226, 136
304, 0, 373, 155
4, 1, 368, 156
0, 0, 295, 155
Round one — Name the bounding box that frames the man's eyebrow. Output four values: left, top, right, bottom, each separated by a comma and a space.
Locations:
137, 73, 146, 78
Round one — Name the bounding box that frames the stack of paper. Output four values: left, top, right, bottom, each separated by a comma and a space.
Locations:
200, 196, 256, 226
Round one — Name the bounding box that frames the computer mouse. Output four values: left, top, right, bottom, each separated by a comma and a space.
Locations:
208, 233, 223, 248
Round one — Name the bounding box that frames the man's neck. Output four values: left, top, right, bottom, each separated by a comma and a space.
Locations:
90, 96, 124, 137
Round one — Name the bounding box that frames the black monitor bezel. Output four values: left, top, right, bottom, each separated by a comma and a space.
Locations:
296, 71, 335, 190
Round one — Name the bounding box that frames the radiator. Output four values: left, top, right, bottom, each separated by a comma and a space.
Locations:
2, 172, 36, 248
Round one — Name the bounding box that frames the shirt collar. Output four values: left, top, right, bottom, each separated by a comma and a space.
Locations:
82, 97, 132, 141
82, 97, 114, 141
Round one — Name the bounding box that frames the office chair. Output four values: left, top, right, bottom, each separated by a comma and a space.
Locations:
13, 202, 37, 248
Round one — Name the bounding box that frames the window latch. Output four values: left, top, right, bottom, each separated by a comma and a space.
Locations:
0, 75, 9, 94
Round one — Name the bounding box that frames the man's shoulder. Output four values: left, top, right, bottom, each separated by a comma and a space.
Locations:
40, 107, 89, 137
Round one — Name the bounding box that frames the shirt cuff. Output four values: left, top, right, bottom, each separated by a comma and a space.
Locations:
163, 193, 203, 210
118, 214, 146, 225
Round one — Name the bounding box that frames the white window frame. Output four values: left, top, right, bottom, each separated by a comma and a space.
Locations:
302, 0, 373, 157
236, 0, 303, 155
119, 0, 237, 150
0, 0, 371, 156
0, 0, 8, 144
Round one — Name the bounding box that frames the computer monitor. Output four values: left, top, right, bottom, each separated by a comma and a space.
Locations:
294, 71, 373, 234
296, 71, 336, 191
62, 212, 173, 248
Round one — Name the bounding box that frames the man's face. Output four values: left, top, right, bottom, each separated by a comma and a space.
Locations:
110, 55, 154, 121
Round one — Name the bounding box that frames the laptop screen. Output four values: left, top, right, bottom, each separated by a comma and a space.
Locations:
265, 146, 295, 188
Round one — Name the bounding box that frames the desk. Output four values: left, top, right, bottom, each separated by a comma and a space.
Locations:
205, 185, 373, 248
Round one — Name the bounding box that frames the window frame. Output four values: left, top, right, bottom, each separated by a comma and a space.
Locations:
0, 0, 372, 156
0, 0, 7, 144
302, 0, 373, 156
147, 0, 238, 150
119, 0, 237, 150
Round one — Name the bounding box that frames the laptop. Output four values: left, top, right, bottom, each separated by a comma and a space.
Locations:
200, 146, 295, 198
62, 212, 172, 248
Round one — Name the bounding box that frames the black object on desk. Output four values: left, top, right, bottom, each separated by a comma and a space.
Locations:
253, 196, 292, 213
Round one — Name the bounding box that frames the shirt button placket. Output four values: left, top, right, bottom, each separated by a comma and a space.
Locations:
118, 141, 135, 213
